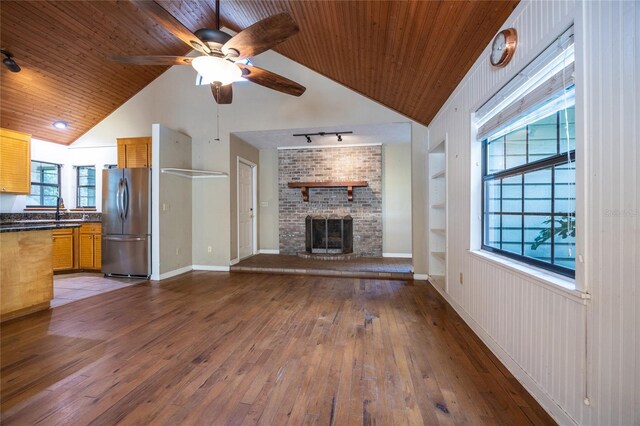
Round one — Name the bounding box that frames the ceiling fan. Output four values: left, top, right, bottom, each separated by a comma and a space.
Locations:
110, 0, 306, 104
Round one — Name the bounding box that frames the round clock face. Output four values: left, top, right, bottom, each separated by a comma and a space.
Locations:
490, 28, 517, 67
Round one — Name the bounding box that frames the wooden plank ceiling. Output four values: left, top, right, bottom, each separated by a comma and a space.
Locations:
0, 1, 518, 145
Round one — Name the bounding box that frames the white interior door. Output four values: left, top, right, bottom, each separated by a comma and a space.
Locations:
238, 161, 254, 260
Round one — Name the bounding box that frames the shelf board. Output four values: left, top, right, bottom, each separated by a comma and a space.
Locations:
160, 168, 228, 179
430, 203, 446, 209
431, 251, 446, 261
430, 170, 446, 179
429, 140, 445, 153
430, 228, 446, 235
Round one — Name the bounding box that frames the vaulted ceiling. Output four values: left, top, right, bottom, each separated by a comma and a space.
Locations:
0, 0, 518, 145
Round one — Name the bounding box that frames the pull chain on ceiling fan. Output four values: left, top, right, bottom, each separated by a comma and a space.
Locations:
110, 0, 306, 105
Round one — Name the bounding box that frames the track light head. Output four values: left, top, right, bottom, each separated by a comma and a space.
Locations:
305, 135, 312, 143
337, 134, 342, 142
1, 50, 21, 73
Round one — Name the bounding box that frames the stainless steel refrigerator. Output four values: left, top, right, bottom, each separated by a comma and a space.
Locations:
102, 168, 151, 278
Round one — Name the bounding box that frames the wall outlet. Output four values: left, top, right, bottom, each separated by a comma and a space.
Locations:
260, 201, 268, 207
459, 273, 464, 284
162, 203, 170, 212
207, 246, 212, 253
176, 247, 181, 255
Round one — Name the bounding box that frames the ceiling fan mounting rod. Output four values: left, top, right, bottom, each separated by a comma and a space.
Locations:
216, 0, 221, 31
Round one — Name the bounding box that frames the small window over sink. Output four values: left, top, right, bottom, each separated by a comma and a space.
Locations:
27, 161, 61, 207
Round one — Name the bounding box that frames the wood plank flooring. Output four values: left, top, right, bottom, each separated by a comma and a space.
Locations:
0, 272, 555, 425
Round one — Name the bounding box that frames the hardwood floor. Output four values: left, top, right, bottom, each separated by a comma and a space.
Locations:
0, 272, 555, 425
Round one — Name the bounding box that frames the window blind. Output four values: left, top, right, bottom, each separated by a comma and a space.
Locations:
475, 26, 574, 141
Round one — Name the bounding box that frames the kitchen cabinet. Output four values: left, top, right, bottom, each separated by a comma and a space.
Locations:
78, 223, 102, 270
52, 228, 74, 271
0, 128, 31, 194
117, 137, 152, 168
1, 230, 53, 322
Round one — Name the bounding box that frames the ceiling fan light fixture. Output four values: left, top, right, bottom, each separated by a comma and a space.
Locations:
192, 56, 242, 86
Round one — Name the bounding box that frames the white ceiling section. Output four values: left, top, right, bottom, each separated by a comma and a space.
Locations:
233, 122, 411, 150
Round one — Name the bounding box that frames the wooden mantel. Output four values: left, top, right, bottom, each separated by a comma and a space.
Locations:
288, 181, 368, 202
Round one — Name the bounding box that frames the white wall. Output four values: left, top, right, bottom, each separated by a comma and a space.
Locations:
382, 143, 412, 255
151, 124, 192, 279
75, 48, 428, 269
426, 1, 639, 424
258, 149, 279, 252
0, 138, 116, 212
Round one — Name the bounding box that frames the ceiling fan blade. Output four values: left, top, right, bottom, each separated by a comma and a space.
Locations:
133, 0, 210, 54
222, 13, 298, 61
211, 83, 233, 104
110, 55, 194, 66
237, 64, 305, 97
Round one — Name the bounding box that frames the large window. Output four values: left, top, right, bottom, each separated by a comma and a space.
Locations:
483, 104, 575, 277
76, 166, 96, 208
477, 26, 576, 278
28, 161, 61, 207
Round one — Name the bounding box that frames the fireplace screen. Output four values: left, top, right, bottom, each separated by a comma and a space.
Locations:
305, 215, 353, 254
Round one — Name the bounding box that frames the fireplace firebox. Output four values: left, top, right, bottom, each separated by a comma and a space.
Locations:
305, 215, 353, 254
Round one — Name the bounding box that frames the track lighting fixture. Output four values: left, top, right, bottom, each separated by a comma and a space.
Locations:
1, 49, 21, 73
293, 131, 353, 144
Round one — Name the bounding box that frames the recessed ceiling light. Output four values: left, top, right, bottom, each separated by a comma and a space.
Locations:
53, 121, 68, 130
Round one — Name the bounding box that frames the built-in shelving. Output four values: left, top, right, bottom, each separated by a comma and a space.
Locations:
428, 136, 447, 290
160, 168, 229, 179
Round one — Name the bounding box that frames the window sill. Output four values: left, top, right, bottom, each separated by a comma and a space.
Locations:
469, 250, 588, 304
69, 208, 97, 212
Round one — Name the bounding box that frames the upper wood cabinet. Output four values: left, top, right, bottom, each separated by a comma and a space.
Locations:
0, 128, 31, 194
117, 137, 152, 168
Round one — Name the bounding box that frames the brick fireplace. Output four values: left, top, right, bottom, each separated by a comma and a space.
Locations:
279, 146, 382, 256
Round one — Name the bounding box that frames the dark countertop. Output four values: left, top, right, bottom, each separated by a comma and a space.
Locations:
0, 223, 82, 233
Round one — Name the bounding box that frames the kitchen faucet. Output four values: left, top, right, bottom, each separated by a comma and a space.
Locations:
55, 197, 64, 221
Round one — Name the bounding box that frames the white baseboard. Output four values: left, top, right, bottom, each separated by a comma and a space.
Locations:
383, 252, 412, 258
412, 273, 429, 280
259, 249, 280, 254
192, 265, 230, 272
427, 282, 574, 426
230, 258, 240, 266
158, 265, 193, 280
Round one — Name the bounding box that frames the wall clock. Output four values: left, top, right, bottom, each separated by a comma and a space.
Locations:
490, 28, 517, 67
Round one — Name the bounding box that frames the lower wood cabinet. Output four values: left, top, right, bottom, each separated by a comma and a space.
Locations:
52, 228, 74, 271
78, 223, 102, 271
53, 223, 102, 272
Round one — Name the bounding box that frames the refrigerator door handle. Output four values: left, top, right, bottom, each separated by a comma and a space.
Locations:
103, 236, 146, 242
123, 178, 130, 220
116, 178, 124, 220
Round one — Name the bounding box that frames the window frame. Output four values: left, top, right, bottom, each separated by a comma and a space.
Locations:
481, 110, 576, 279
75, 165, 96, 208
27, 160, 61, 208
